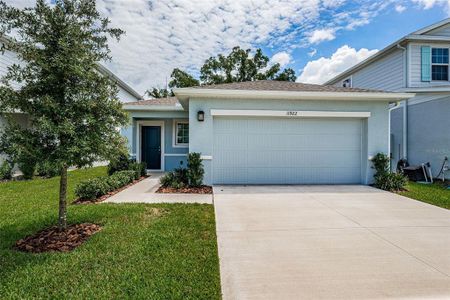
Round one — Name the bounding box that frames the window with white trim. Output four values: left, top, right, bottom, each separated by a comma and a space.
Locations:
432, 48, 449, 81
342, 77, 352, 88
174, 121, 189, 146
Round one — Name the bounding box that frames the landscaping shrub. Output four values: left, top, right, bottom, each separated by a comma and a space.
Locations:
129, 161, 146, 179
0, 160, 13, 180
75, 170, 137, 201
107, 152, 131, 175
75, 177, 110, 200
187, 153, 204, 187
160, 167, 188, 189
372, 153, 407, 191
160, 152, 205, 189
112, 170, 136, 186
36, 161, 60, 178
18, 156, 36, 180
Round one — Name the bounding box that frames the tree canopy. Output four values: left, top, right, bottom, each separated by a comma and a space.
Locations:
0, 0, 128, 229
148, 46, 297, 98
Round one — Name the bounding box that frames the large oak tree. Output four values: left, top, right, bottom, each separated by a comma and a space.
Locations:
0, 0, 128, 230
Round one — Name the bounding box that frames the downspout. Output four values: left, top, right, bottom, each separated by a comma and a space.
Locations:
396, 43, 408, 160
388, 102, 400, 170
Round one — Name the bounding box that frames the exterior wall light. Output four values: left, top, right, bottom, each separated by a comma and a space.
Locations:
197, 110, 205, 122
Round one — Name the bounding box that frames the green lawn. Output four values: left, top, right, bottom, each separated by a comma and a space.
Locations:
399, 181, 450, 209
0, 167, 221, 299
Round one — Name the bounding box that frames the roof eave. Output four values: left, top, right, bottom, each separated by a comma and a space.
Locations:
96, 64, 143, 101
122, 105, 185, 111
174, 88, 415, 102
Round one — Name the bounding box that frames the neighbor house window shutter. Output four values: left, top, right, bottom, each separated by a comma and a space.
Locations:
421, 46, 431, 82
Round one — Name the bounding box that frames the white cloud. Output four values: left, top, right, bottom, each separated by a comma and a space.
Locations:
297, 45, 378, 84
271, 51, 292, 67
395, 4, 406, 12
4, 0, 392, 94
413, 0, 450, 14
307, 28, 336, 44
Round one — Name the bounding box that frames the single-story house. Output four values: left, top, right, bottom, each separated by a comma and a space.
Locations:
122, 80, 413, 185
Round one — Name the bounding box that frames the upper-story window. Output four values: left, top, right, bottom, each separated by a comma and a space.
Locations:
431, 48, 449, 81
342, 77, 352, 88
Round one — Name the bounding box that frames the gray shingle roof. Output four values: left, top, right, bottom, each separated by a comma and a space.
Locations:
125, 97, 180, 106
191, 80, 389, 93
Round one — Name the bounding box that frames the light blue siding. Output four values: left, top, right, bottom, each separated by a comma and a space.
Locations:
427, 24, 450, 36
332, 49, 405, 91
213, 117, 362, 184
122, 110, 189, 171
189, 98, 390, 185
407, 96, 450, 177
421, 46, 431, 82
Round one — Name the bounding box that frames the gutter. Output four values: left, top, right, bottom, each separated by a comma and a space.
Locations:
174, 88, 415, 102
122, 105, 184, 111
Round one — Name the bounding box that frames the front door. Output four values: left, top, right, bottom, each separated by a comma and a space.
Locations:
141, 126, 161, 170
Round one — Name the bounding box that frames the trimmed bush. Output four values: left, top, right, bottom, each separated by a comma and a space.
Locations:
75, 170, 138, 201
129, 162, 146, 180
187, 153, 204, 187
0, 160, 13, 180
107, 152, 131, 175
36, 161, 60, 178
372, 153, 407, 191
75, 177, 110, 200
160, 166, 189, 189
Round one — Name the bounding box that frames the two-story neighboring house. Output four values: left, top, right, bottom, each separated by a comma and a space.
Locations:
0, 35, 143, 165
326, 18, 450, 178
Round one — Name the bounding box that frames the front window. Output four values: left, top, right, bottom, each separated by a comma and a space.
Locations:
175, 121, 189, 146
432, 48, 449, 81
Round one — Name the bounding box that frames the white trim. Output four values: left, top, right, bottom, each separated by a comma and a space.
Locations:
164, 153, 188, 157
210, 109, 371, 118
175, 88, 414, 102
123, 105, 184, 111
172, 119, 189, 148
135, 120, 165, 171
200, 155, 212, 160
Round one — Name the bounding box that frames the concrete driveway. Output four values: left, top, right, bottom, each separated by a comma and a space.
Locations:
213, 185, 450, 300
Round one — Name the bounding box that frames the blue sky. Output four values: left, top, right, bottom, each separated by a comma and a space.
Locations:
7, 0, 450, 95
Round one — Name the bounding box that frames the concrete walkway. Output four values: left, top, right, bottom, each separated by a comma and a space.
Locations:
214, 185, 450, 300
104, 173, 212, 204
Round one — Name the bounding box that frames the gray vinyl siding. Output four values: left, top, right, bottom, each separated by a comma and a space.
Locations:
407, 95, 450, 178
409, 42, 450, 87
0, 41, 21, 90
390, 106, 404, 171
426, 24, 450, 36
333, 49, 405, 91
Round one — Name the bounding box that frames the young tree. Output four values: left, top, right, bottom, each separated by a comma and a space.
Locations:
0, 0, 129, 230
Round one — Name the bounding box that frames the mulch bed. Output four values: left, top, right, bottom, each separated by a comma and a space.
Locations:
15, 223, 101, 253
73, 175, 149, 205
156, 185, 213, 194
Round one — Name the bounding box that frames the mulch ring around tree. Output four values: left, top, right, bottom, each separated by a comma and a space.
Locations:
156, 185, 213, 194
73, 175, 149, 205
15, 223, 101, 253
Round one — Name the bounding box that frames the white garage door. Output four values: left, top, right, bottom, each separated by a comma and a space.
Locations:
213, 117, 363, 184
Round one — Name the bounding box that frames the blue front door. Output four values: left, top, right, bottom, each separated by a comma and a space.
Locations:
141, 126, 161, 170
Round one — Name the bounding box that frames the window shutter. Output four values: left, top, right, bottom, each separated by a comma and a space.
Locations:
421, 46, 431, 82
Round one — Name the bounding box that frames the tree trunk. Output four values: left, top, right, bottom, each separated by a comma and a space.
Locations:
58, 165, 68, 231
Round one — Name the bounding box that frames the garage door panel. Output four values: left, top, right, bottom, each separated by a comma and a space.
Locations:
213, 117, 363, 185
246, 150, 361, 168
